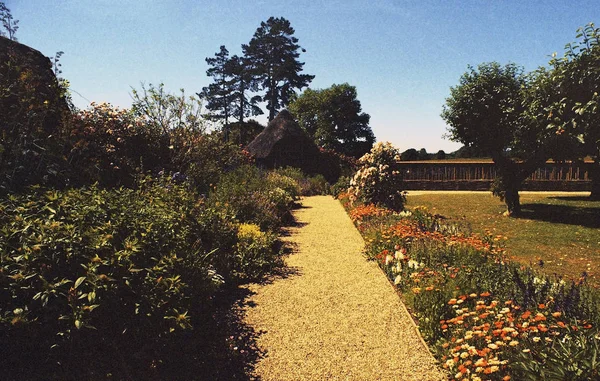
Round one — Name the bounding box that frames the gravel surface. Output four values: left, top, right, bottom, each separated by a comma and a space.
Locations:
242, 196, 447, 381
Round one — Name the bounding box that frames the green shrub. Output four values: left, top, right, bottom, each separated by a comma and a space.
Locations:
272, 167, 330, 196
209, 165, 296, 231
0, 179, 239, 378
299, 174, 330, 196
171, 131, 252, 194
267, 171, 301, 200
234, 223, 281, 279
331, 176, 351, 197
0, 39, 71, 193
65, 102, 168, 187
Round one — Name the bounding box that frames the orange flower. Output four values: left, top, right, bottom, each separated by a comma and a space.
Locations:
538, 303, 546, 309
521, 311, 531, 320
480, 291, 491, 297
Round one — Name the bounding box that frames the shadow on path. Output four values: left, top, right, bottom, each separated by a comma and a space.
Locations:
156, 285, 265, 380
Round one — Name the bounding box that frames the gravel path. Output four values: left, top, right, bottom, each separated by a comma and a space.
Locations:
242, 196, 446, 381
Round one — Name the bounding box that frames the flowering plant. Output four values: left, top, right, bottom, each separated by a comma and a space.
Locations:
341, 194, 600, 380
66, 102, 166, 186
348, 142, 406, 210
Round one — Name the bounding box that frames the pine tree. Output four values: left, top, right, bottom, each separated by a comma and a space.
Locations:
243, 17, 314, 121
229, 55, 262, 123
198, 46, 236, 127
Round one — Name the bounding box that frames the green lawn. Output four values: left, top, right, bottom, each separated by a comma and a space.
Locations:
406, 191, 600, 286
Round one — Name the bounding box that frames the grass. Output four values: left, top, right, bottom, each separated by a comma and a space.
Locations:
406, 191, 600, 286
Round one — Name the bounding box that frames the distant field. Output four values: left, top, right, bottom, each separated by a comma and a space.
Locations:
406, 191, 600, 286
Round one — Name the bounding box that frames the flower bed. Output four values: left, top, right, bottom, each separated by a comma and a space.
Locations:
339, 193, 600, 380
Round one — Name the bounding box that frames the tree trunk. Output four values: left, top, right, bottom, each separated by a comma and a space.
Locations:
492, 156, 523, 216
504, 185, 521, 216
590, 161, 600, 200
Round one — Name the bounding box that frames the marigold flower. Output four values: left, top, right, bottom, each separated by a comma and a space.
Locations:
551, 311, 562, 318
480, 291, 491, 297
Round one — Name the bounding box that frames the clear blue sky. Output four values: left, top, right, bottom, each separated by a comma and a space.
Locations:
8, 0, 600, 152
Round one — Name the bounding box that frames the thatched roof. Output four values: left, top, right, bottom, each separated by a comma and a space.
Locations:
246, 110, 318, 159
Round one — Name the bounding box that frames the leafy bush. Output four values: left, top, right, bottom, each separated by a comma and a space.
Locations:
331, 176, 351, 197
0, 179, 240, 378
267, 171, 301, 200
0, 38, 71, 193
348, 141, 406, 211
170, 130, 252, 194
65, 102, 168, 187
209, 165, 296, 231
234, 223, 281, 280
272, 167, 330, 196
300, 174, 330, 196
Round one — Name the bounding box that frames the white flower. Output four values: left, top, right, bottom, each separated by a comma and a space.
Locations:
394, 250, 405, 260
407, 259, 423, 269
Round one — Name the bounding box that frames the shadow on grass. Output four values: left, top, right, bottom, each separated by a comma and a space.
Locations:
550, 196, 595, 202
516, 203, 600, 228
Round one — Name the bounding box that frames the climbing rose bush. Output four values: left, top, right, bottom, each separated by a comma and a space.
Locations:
348, 141, 406, 211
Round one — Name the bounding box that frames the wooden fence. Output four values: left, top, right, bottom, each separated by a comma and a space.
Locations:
397, 162, 593, 191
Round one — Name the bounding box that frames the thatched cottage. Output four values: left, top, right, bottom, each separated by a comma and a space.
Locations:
246, 110, 322, 175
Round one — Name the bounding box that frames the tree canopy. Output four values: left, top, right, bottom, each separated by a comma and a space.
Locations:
198, 45, 236, 125
441, 62, 553, 214
288, 83, 374, 158
242, 17, 314, 121
545, 23, 600, 198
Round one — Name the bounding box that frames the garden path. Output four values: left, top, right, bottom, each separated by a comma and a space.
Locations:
242, 195, 446, 380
